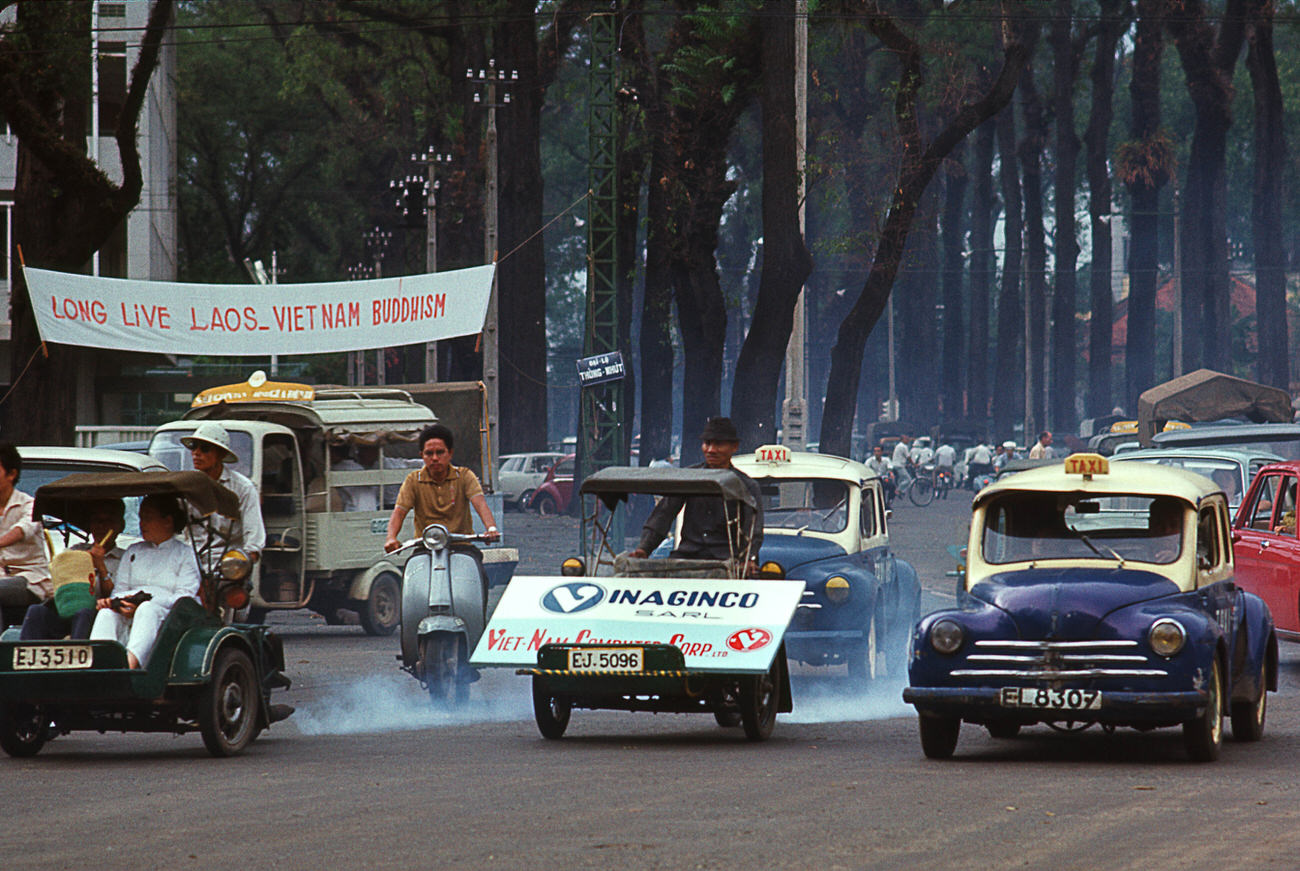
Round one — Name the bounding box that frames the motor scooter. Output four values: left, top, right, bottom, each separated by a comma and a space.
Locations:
392, 524, 490, 705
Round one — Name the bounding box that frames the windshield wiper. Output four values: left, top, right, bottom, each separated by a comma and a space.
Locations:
1078, 533, 1125, 568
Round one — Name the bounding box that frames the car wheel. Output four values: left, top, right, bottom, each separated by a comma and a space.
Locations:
199, 647, 259, 758
909, 477, 935, 507
517, 489, 535, 511
739, 660, 780, 741
535, 493, 560, 517
359, 573, 401, 636
918, 714, 960, 759
847, 611, 878, 683
1230, 660, 1267, 742
532, 676, 571, 739
986, 722, 1021, 739
1183, 657, 1223, 762
0, 702, 48, 758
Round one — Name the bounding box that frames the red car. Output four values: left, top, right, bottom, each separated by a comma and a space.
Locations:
527, 454, 574, 516
1232, 460, 1300, 641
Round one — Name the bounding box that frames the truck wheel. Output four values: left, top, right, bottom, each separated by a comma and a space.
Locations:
1183, 657, 1223, 762
918, 714, 960, 759
739, 660, 780, 741
532, 676, 571, 739
359, 574, 401, 636
1230, 660, 1267, 742
0, 702, 48, 758
535, 492, 560, 516
200, 647, 259, 758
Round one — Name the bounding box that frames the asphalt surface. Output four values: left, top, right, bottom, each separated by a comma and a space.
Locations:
6, 493, 1300, 869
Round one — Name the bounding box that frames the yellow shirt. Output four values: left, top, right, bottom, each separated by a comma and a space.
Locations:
395, 465, 483, 535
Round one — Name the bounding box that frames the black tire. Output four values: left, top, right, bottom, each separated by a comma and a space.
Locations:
986, 722, 1021, 739
1230, 661, 1267, 743
918, 715, 960, 759
1183, 657, 1223, 762
517, 489, 535, 511
535, 492, 560, 517
421, 634, 470, 707
0, 702, 48, 758
359, 574, 401, 636
739, 661, 781, 741
532, 676, 571, 739
200, 647, 259, 758
909, 477, 934, 507
846, 610, 878, 683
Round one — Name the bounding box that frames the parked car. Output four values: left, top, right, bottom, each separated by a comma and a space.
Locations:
904, 454, 1277, 762
1231, 460, 1300, 642
1152, 423, 1300, 461
1120, 447, 1282, 512
499, 452, 564, 511
731, 446, 921, 680
528, 454, 575, 516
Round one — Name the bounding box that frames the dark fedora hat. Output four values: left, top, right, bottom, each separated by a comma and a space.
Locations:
700, 416, 739, 442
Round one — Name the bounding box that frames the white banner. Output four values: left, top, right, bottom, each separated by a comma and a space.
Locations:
470, 576, 805, 674
23, 264, 494, 356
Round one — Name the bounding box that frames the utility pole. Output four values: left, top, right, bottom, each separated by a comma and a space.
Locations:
1172, 184, 1183, 378
345, 261, 375, 385
394, 148, 452, 382
363, 227, 391, 384
782, 0, 809, 450
468, 60, 515, 492
243, 253, 284, 375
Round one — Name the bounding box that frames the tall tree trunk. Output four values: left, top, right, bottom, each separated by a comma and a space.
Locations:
1049, 0, 1082, 433
818, 11, 1033, 459
993, 101, 1023, 439
1246, 0, 1288, 389
967, 119, 998, 431
0, 0, 173, 444
1125, 0, 1166, 409
1019, 67, 1048, 440
731, 0, 814, 448
939, 142, 968, 423
898, 193, 940, 424
1084, 0, 1124, 417
1167, 0, 1248, 373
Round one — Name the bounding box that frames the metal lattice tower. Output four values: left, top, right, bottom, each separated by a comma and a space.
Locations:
580, 8, 624, 539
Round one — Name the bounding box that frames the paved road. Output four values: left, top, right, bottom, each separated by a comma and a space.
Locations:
7, 496, 1300, 869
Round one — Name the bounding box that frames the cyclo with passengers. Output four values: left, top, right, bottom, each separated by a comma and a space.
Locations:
904, 454, 1277, 762
471, 467, 806, 741
0, 470, 293, 758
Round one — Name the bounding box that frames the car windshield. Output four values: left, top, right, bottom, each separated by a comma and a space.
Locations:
19, 464, 144, 537
758, 478, 850, 534
148, 429, 254, 479
982, 492, 1185, 565
1128, 457, 1243, 504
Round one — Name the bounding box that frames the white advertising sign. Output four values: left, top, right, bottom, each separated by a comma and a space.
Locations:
470, 576, 806, 674
23, 263, 494, 356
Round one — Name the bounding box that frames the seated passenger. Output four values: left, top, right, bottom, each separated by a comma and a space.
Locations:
21, 498, 126, 640
0, 442, 51, 610
89, 495, 201, 669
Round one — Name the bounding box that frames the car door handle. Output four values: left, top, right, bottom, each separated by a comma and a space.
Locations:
1261, 540, 1271, 549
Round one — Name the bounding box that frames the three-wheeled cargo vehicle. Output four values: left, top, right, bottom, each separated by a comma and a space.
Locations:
472, 467, 806, 741
0, 470, 293, 758
148, 373, 517, 635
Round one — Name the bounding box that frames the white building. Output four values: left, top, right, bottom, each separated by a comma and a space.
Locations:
0, 0, 177, 391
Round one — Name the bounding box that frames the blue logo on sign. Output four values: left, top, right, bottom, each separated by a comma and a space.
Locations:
541, 582, 606, 614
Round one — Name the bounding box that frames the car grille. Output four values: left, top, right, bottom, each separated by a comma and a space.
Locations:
950, 640, 1168, 680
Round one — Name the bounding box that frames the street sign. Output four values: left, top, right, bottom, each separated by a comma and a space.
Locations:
576, 351, 625, 387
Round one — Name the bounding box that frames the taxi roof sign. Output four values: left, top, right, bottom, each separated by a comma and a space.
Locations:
754, 444, 791, 463
192, 370, 315, 408
1064, 453, 1109, 477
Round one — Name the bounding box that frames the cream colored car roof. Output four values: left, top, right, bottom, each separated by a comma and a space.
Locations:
973, 457, 1220, 507
733, 449, 872, 484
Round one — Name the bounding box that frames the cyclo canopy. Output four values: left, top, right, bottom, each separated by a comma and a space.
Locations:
579, 466, 758, 509
35, 470, 241, 524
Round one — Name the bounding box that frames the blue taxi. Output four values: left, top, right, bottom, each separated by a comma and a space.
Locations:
904, 454, 1277, 761
731, 445, 921, 681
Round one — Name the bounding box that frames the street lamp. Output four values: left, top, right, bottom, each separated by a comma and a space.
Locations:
405, 147, 453, 381
467, 59, 516, 492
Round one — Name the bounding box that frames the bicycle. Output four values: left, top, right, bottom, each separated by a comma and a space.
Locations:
897, 464, 935, 507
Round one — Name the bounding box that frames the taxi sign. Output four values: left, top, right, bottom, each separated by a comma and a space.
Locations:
1064, 453, 1109, 477
192, 370, 314, 407
754, 444, 791, 463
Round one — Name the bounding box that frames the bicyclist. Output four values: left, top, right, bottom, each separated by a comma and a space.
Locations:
891, 435, 913, 490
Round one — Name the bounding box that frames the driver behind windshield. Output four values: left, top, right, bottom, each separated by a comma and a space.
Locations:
630, 417, 764, 571
89, 494, 201, 670
20, 498, 125, 640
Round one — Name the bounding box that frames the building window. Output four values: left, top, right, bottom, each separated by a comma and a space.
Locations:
98, 42, 127, 136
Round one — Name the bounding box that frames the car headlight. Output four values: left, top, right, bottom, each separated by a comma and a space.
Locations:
561, 557, 585, 576
220, 549, 252, 581
421, 524, 450, 551
930, 619, 965, 655
1148, 618, 1187, 657
759, 561, 785, 579
825, 576, 850, 604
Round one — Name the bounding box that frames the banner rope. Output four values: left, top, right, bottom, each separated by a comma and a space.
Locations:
495, 190, 591, 266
